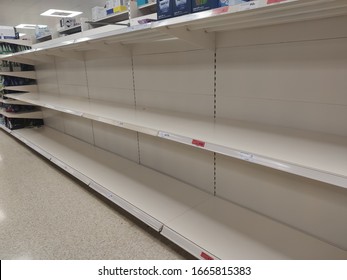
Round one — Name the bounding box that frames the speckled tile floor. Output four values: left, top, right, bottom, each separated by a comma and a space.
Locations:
0, 129, 194, 260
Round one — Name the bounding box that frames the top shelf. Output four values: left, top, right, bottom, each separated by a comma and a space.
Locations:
138, 2, 156, 11
58, 25, 82, 35
1, 0, 347, 63
90, 11, 129, 26
7, 92, 347, 189
0, 39, 32, 46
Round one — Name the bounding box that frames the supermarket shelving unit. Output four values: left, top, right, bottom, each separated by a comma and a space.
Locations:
1, 0, 347, 259
0, 39, 42, 130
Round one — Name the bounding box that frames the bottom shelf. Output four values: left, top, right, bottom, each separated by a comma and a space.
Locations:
6, 126, 347, 259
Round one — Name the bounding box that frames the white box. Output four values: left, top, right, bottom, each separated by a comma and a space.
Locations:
0, 25, 16, 39
92, 6, 106, 21
105, 0, 115, 9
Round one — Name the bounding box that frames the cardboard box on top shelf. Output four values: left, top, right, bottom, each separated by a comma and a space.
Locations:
92, 6, 106, 20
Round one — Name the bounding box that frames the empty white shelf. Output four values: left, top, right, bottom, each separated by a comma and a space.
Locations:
13, 126, 210, 231
3, 85, 38, 92
0, 71, 36, 79
0, 53, 35, 65
9, 92, 347, 188
162, 197, 347, 260
0, 98, 30, 105
9, 126, 347, 259
0, 109, 42, 119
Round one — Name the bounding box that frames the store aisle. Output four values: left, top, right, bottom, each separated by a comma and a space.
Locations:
0, 130, 193, 260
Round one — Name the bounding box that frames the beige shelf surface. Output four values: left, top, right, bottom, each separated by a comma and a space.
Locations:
9, 92, 347, 188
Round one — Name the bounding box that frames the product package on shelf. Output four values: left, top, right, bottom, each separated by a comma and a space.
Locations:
192, 0, 219, 13
137, 0, 148, 6
173, 0, 192, 16
0, 26, 16, 39
4, 118, 44, 130
157, 0, 174, 19
105, 0, 128, 16
0, 60, 11, 72
92, 6, 107, 21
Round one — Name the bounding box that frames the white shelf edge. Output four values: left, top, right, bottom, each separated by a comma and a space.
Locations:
0, 98, 30, 105
0, 123, 12, 133
157, 131, 347, 189
0, 109, 43, 119
4, 85, 38, 92
0, 53, 36, 65
138, 2, 156, 10
0, 71, 36, 79
161, 226, 219, 260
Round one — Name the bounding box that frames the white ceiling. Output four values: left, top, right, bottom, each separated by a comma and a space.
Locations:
0, 0, 105, 29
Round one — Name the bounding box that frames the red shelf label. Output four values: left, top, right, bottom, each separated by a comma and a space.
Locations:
201, 252, 214, 260
192, 139, 205, 147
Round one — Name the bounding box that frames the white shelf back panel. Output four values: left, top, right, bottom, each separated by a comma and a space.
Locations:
42, 109, 65, 133
63, 114, 95, 145
85, 55, 134, 105
139, 134, 214, 194
55, 57, 88, 98
133, 50, 214, 116
86, 56, 133, 89
36, 63, 60, 95
216, 154, 347, 250
58, 84, 89, 99
88, 87, 134, 105
217, 38, 347, 136
93, 121, 139, 163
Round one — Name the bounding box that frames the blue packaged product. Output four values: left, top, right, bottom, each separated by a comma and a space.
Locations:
157, 0, 174, 19
192, 0, 219, 13
173, 0, 192, 17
